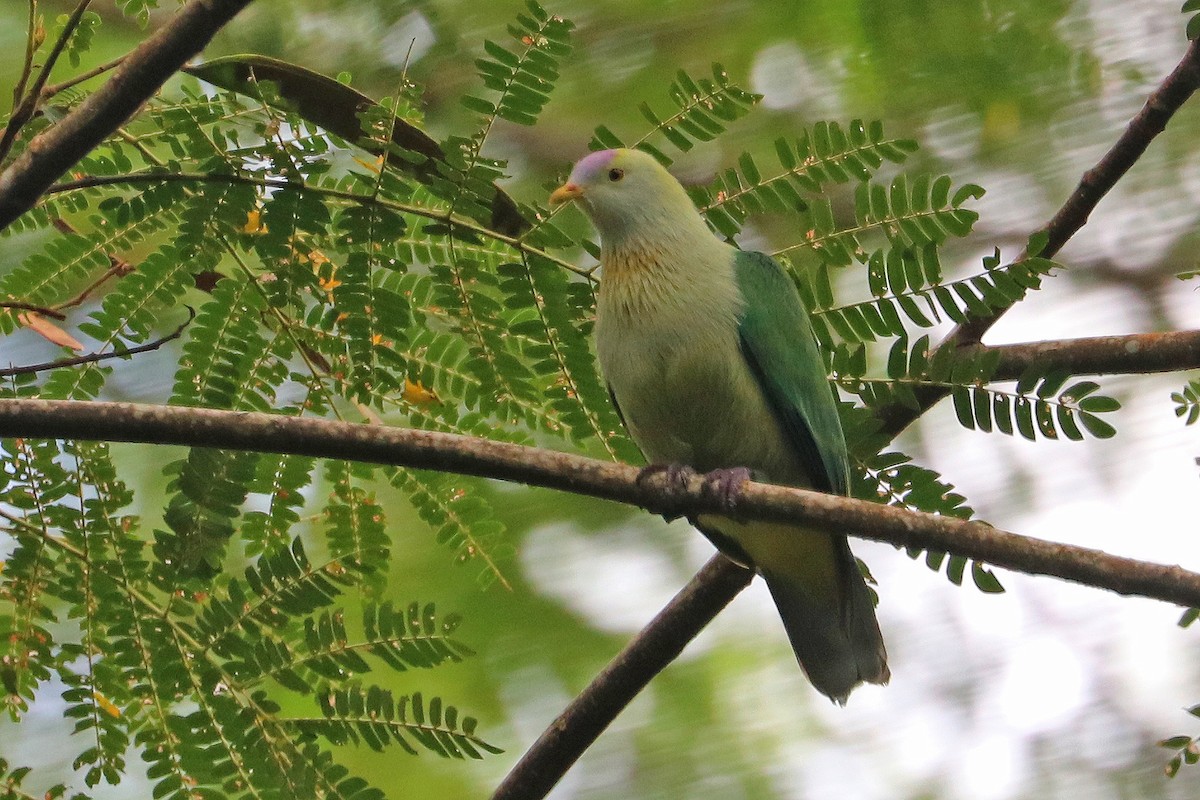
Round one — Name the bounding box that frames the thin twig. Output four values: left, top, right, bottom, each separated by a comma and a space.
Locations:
0, 301, 65, 320
41, 56, 126, 100
0, 0, 94, 164
53, 258, 134, 311
1, 308, 193, 377
11, 0, 39, 115
0, 0, 258, 230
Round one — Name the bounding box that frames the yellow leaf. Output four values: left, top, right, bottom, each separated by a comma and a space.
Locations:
402, 378, 439, 406
352, 154, 385, 175
242, 209, 268, 234
93, 691, 122, 718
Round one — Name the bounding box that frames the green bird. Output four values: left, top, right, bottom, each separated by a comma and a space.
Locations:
550, 148, 888, 702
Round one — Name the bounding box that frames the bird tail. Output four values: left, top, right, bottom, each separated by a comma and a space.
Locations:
760, 538, 889, 704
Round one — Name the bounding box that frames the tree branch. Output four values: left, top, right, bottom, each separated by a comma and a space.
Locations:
987, 329, 1200, 380
41, 56, 126, 100
490, 555, 752, 800
0, 0, 257, 230
870, 330, 1200, 421
0, 398, 1196, 605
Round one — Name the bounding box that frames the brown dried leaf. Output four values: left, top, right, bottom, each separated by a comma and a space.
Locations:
18, 311, 85, 351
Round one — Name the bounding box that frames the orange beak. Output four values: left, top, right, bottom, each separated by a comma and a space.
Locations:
549, 182, 582, 206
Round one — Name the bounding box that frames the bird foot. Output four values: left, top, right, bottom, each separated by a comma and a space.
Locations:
700, 467, 753, 515
636, 463, 697, 521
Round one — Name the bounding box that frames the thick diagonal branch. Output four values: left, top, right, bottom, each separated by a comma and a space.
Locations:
490, 555, 751, 800
0, 0, 257, 229
873, 39, 1200, 440
961, 38, 1200, 345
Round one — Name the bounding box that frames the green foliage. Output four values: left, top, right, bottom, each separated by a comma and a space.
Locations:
467, 1, 573, 127
1185, 0, 1200, 41
950, 373, 1119, 441
0, 757, 84, 800
823, 248, 1056, 342
854, 448, 1003, 593
691, 121, 919, 239
1171, 377, 1200, 424
298, 687, 502, 759
116, 0, 158, 27
55, 11, 102, 68
590, 63, 762, 164
831, 335, 1121, 442
1160, 704, 1200, 778
842, 406, 1003, 593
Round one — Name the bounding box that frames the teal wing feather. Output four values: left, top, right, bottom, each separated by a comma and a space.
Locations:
731, 250, 888, 700
732, 249, 850, 496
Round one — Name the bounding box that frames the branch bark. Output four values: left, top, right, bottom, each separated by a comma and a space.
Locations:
0, 398, 1197, 606
0, 0, 257, 230
986, 329, 1200, 380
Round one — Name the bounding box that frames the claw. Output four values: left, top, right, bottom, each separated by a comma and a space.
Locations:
637, 463, 697, 521
637, 462, 696, 490
700, 467, 753, 515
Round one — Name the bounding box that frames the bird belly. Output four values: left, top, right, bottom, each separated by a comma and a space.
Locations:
606, 332, 804, 484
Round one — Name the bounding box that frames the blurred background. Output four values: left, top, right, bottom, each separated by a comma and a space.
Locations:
2, 0, 1200, 797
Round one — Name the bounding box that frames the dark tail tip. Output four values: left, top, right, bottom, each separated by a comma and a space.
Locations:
762, 568, 888, 703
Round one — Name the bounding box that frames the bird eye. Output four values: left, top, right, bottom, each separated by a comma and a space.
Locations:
608, 168, 624, 182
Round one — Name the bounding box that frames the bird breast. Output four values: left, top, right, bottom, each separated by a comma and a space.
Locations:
595, 253, 801, 481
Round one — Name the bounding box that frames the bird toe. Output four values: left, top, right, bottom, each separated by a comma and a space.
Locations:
636, 463, 698, 521
700, 467, 753, 514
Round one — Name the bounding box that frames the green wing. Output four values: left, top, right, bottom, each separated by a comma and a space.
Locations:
733, 249, 850, 496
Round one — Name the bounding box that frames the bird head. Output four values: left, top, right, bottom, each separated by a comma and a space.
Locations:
549, 148, 703, 244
